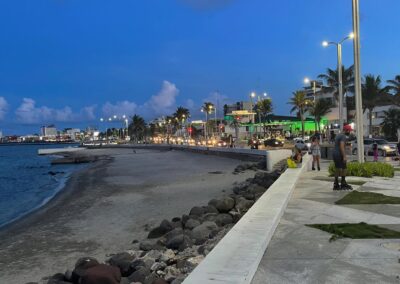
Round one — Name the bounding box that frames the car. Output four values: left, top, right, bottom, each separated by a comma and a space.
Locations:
264, 138, 284, 147
352, 138, 397, 156
294, 139, 311, 151
248, 138, 260, 149
217, 140, 228, 147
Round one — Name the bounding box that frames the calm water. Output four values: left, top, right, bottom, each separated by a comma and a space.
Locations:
0, 144, 84, 228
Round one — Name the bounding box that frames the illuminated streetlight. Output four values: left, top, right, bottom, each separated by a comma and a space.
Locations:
322, 32, 354, 131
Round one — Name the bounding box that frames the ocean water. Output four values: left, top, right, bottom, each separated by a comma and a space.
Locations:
0, 144, 84, 228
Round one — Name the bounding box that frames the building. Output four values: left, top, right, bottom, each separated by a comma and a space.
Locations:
362, 103, 400, 138
40, 125, 57, 137
64, 128, 82, 141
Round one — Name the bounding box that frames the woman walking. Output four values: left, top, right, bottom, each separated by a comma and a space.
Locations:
372, 140, 378, 162
310, 136, 321, 171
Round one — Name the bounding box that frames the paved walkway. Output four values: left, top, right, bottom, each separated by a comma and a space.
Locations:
252, 161, 400, 284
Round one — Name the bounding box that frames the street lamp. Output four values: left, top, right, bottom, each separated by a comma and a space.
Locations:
201, 108, 208, 141
249, 92, 256, 138
304, 77, 317, 101
322, 32, 354, 132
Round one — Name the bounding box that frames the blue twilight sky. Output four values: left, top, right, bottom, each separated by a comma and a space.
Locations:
0, 0, 399, 135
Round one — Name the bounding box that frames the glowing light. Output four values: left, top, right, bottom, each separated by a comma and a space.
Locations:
349, 32, 355, 39
304, 77, 310, 84
322, 41, 329, 47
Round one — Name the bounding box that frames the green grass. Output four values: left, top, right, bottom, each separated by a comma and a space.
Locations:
307, 222, 400, 242
394, 168, 400, 172
312, 176, 366, 186
328, 162, 394, 178
335, 191, 400, 205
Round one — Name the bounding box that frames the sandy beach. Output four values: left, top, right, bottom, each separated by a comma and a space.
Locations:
0, 148, 256, 284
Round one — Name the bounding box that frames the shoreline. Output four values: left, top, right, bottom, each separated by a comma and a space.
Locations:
0, 152, 106, 234
0, 148, 256, 283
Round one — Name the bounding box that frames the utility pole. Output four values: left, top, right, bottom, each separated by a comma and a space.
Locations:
352, 0, 364, 162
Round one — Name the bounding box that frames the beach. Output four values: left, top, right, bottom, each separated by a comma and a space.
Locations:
0, 148, 256, 284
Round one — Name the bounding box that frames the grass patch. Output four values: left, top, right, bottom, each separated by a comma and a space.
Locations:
394, 168, 400, 172
328, 162, 394, 178
307, 222, 400, 242
312, 176, 366, 186
335, 191, 400, 205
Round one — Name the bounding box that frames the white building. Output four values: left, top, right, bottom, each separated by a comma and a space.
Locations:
40, 125, 57, 137
65, 128, 81, 141
362, 104, 400, 137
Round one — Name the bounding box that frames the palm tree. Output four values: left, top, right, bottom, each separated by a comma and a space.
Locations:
288, 91, 310, 138
386, 75, 400, 106
228, 118, 240, 146
362, 74, 388, 136
201, 102, 214, 136
308, 99, 332, 132
173, 106, 190, 121
128, 114, 146, 143
381, 108, 400, 141
255, 98, 273, 137
318, 65, 354, 102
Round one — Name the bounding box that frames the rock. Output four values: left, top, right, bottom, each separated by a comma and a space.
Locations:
209, 197, 235, 213
235, 197, 255, 213
171, 277, 185, 284
160, 249, 175, 263
148, 220, 174, 239
142, 257, 156, 270
71, 257, 100, 284
150, 262, 167, 272
202, 205, 218, 214
189, 206, 205, 216
140, 239, 163, 251
215, 214, 233, 227
144, 250, 162, 261
181, 214, 190, 226
247, 184, 267, 195
166, 234, 184, 249
232, 182, 250, 195
130, 259, 146, 271
229, 210, 242, 223
165, 228, 183, 241
152, 279, 169, 284
128, 266, 151, 283
80, 264, 121, 284
120, 277, 130, 284
64, 270, 73, 282
191, 222, 217, 245
252, 172, 275, 188
242, 192, 256, 200
108, 252, 136, 277
46, 273, 69, 284
202, 213, 218, 222
171, 217, 181, 222
184, 219, 200, 230
184, 255, 204, 271
143, 273, 158, 284
164, 266, 180, 282
178, 235, 194, 252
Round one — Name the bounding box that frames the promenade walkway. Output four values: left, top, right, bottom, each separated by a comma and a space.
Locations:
252, 160, 400, 284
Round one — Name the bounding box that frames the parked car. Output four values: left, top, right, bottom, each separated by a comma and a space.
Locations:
352, 138, 397, 156
264, 138, 284, 147
294, 139, 311, 151
217, 140, 228, 147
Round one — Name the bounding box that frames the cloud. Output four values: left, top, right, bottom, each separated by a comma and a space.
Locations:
15, 98, 96, 124
102, 101, 137, 118
180, 0, 235, 11
0, 97, 9, 120
147, 80, 179, 115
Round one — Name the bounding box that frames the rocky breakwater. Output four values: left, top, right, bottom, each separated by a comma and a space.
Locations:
34, 165, 282, 284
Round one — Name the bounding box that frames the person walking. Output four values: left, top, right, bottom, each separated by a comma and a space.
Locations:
310, 136, 321, 171
372, 140, 378, 162
332, 125, 353, 191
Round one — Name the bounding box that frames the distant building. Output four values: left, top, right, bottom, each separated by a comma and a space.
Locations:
362, 103, 400, 137
40, 125, 57, 137
64, 128, 82, 141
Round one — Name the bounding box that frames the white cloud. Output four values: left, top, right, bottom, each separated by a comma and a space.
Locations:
15, 98, 97, 124
0, 97, 9, 120
102, 101, 137, 118
147, 80, 179, 115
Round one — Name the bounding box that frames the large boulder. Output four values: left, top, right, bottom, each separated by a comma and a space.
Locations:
108, 252, 135, 277
252, 172, 276, 188
202, 205, 219, 214
235, 197, 255, 213
46, 273, 70, 284
215, 214, 233, 227
208, 197, 235, 213
140, 239, 164, 251
247, 184, 267, 195
80, 264, 121, 284
232, 182, 250, 195
71, 257, 100, 284
166, 234, 184, 250
148, 220, 174, 239
160, 249, 175, 263
191, 221, 218, 245
189, 206, 205, 216
128, 266, 151, 283
184, 218, 201, 230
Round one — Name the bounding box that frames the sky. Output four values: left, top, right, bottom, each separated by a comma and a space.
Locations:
0, 0, 399, 135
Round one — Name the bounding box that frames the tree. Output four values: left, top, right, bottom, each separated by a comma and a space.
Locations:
288, 91, 310, 138
201, 102, 214, 114
173, 107, 190, 122
128, 114, 146, 143
381, 108, 400, 140
318, 65, 354, 102
228, 118, 240, 146
308, 98, 332, 132
362, 74, 388, 135
386, 75, 400, 106
255, 98, 273, 137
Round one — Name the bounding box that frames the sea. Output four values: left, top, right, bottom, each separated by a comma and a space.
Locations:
0, 144, 85, 228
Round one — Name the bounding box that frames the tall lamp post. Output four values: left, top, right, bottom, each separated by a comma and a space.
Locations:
250, 92, 256, 138
352, 0, 364, 162
322, 32, 354, 132
201, 108, 208, 141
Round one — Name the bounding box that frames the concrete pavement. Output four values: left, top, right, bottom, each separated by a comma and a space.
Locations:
252, 160, 400, 284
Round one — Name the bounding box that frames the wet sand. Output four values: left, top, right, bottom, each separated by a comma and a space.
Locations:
0, 148, 255, 284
